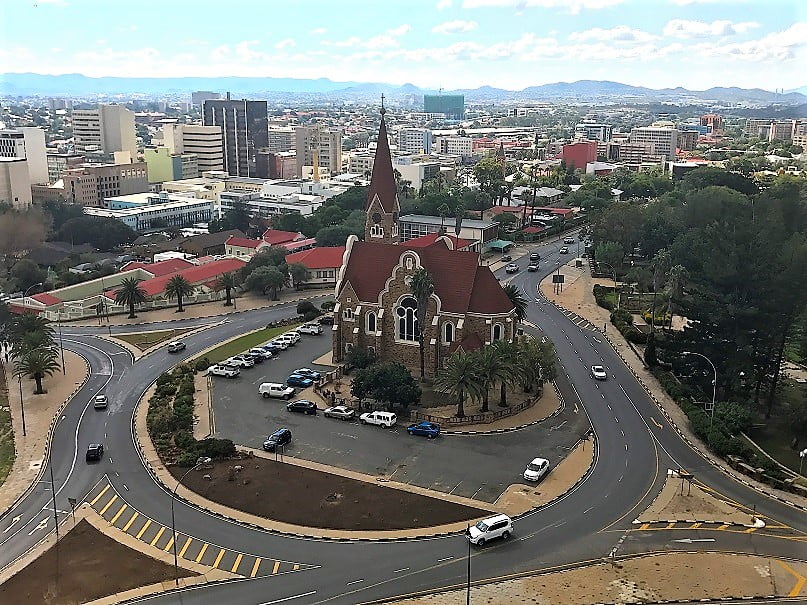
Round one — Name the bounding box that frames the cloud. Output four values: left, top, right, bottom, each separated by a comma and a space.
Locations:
697, 22, 807, 62
275, 38, 296, 50
309, 28, 327, 36
436, 0, 453, 8
569, 25, 657, 43
432, 20, 478, 34
663, 19, 759, 39
461, 0, 624, 13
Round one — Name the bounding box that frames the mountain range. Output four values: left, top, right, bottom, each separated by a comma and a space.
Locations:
2, 73, 806, 106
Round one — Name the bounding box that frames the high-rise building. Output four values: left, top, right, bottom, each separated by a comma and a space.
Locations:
437, 136, 473, 156
574, 123, 613, 142
72, 104, 137, 159
163, 124, 224, 173
143, 147, 199, 183
203, 97, 268, 177
423, 95, 465, 120
61, 162, 148, 207
0, 158, 32, 209
191, 91, 221, 106
398, 128, 433, 154
0, 127, 48, 184
267, 127, 296, 153
678, 130, 698, 151
699, 114, 724, 135
629, 127, 679, 161
294, 125, 343, 177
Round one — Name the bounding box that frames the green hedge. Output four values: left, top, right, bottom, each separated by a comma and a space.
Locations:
609, 309, 648, 344
593, 284, 615, 311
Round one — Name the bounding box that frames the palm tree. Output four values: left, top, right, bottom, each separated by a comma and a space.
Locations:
11, 329, 54, 360
213, 272, 238, 306
115, 277, 148, 319
409, 268, 434, 380
15, 347, 61, 394
165, 275, 195, 313
474, 346, 512, 413
665, 265, 689, 330
502, 283, 528, 324
8, 313, 53, 343
433, 352, 484, 418
518, 338, 557, 393
492, 339, 521, 407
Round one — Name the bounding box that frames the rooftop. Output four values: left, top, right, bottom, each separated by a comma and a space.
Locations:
400, 214, 496, 229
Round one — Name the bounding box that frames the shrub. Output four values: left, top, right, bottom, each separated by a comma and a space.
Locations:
297, 300, 318, 316
611, 308, 633, 325
593, 285, 615, 311
195, 437, 236, 459
174, 429, 195, 449
176, 451, 199, 467
194, 357, 211, 372
147, 406, 175, 439
303, 309, 321, 322
156, 372, 174, 387
321, 300, 336, 312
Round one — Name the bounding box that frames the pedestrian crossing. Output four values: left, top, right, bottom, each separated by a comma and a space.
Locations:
556, 307, 598, 331
86, 481, 312, 578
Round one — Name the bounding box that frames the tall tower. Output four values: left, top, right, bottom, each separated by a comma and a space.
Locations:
365, 98, 400, 245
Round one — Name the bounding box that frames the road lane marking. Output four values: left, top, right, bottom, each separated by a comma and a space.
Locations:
639, 523, 650, 530
690, 522, 702, 529
776, 559, 806, 596
231, 553, 243, 573
99, 494, 118, 516
89, 485, 110, 506
149, 526, 165, 547
122, 511, 139, 532
273, 560, 281, 574
651, 417, 663, 429
437, 556, 453, 562
178, 537, 192, 558
136, 519, 152, 539
744, 527, 758, 534
195, 543, 208, 563
718, 524, 729, 530
258, 592, 316, 605
250, 557, 262, 578
163, 535, 174, 552
213, 548, 226, 569
346, 579, 364, 585
394, 568, 410, 573
109, 503, 127, 526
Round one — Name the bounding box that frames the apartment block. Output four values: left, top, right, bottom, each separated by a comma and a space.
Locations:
267, 127, 296, 153
294, 125, 343, 177
700, 114, 724, 135
574, 123, 613, 142
0, 158, 32, 209
0, 127, 48, 184
562, 141, 597, 169
437, 136, 473, 156
256, 150, 296, 179
678, 130, 698, 151
203, 97, 268, 177
398, 128, 433, 154
72, 104, 137, 159
348, 151, 375, 175
62, 162, 148, 207
163, 124, 224, 174
629, 127, 679, 161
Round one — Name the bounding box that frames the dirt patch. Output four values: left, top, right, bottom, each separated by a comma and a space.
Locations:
639, 475, 755, 524
392, 552, 804, 604
114, 327, 195, 352
0, 519, 195, 604
171, 458, 488, 531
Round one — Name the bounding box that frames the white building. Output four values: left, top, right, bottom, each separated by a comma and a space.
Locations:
72, 104, 137, 159
393, 156, 441, 190
87, 192, 214, 231
267, 127, 296, 153
0, 127, 48, 184
294, 125, 342, 177
436, 136, 473, 157
163, 124, 224, 173
574, 123, 613, 142
398, 128, 433, 154
348, 151, 375, 175
0, 158, 32, 209
629, 127, 679, 161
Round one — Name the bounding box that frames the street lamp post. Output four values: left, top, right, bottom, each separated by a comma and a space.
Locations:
171, 462, 205, 585
598, 262, 619, 309
466, 525, 472, 605
57, 309, 65, 375
18, 373, 26, 436
683, 351, 717, 445
22, 282, 44, 313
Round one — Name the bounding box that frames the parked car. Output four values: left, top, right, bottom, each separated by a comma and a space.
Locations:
93, 394, 108, 409
249, 347, 274, 360
466, 514, 513, 546
266, 340, 288, 351
259, 382, 295, 399
559, 246, 569, 254
406, 421, 441, 438
86, 443, 104, 462
318, 314, 335, 325
500, 254, 512, 262
298, 323, 323, 335
226, 355, 255, 368
505, 263, 519, 274
563, 237, 575, 244
529, 252, 541, 262
286, 374, 314, 388
359, 411, 397, 428
591, 365, 607, 380
523, 457, 550, 481
209, 364, 240, 378
166, 341, 186, 353
294, 367, 321, 380
273, 335, 296, 347
323, 405, 355, 420
244, 351, 265, 364
260, 343, 284, 353
527, 263, 540, 272
284, 330, 301, 344
286, 399, 318, 415
263, 428, 292, 452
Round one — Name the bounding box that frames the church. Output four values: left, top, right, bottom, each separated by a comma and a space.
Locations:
332, 109, 517, 378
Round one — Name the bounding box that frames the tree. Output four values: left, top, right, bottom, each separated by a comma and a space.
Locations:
273, 213, 308, 233
664, 265, 688, 330
594, 240, 625, 269
474, 346, 512, 413
785, 391, 807, 450
245, 265, 287, 300
345, 345, 378, 371
14, 347, 61, 394
502, 284, 528, 323
239, 247, 287, 280
165, 275, 195, 313
213, 272, 238, 307
288, 263, 311, 290
296, 300, 318, 316
315, 225, 363, 247
492, 339, 521, 407
0, 210, 47, 271
409, 268, 434, 380
10, 259, 46, 292
351, 362, 421, 411
56, 216, 136, 251
518, 338, 557, 393
433, 352, 484, 418
114, 277, 148, 319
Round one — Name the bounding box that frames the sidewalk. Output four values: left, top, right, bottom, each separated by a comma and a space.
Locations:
0, 350, 89, 515
539, 259, 807, 510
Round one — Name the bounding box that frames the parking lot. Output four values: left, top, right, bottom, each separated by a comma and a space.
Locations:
210, 330, 588, 503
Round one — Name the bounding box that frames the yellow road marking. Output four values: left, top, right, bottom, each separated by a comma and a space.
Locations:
231, 553, 243, 573
272, 560, 280, 574
776, 559, 806, 596
163, 536, 175, 552
109, 504, 127, 526
122, 511, 139, 533
745, 527, 758, 534
666, 522, 676, 529
250, 557, 262, 578
149, 526, 165, 547
213, 548, 226, 569
293, 564, 299, 570
99, 494, 118, 516
651, 417, 662, 429
136, 519, 152, 540
195, 543, 208, 563
639, 523, 650, 530
89, 484, 110, 506
178, 537, 192, 558
690, 522, 702, 529
718, 524, 729, 530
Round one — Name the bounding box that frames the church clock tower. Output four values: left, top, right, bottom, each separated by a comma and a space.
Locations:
364, 98, 400, 245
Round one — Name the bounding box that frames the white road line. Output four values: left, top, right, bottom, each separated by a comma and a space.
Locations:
258, 591, 317, 605
393, 568, 410, 573
583, 506, 594, 514
619, 383, 681, 465
437, 556, 453, 562
448, 481, 463, 494
345, 579, 364, 586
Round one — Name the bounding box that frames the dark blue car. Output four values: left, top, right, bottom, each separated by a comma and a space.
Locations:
406, 421, 441, 439
286, 374, 314, 388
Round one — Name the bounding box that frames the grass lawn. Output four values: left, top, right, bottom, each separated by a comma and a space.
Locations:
196, 324, 302, 365
0, 370, 15, 489
115, 328, 195, 351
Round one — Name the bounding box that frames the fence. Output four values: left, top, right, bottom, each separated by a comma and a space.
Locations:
410, 396, 536, 426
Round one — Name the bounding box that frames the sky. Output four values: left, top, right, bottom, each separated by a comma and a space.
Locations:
1, 0, 805, 91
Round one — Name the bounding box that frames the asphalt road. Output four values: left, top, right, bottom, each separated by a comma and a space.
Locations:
1, 232, 805, 605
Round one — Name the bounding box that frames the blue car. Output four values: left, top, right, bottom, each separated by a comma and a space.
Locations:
286, 374, 314, 388
294, 367, 321, 380
406, 421, 441, 439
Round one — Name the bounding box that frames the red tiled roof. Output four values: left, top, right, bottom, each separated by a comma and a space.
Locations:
286, 246, 345, 269
522, 226, 545, 234
403, 233, 472, 251
120, 258, 195, 277
31, 292, 62, 306
226, 236, 266, 249
110, 258, 247, 298
366, 118, 399, 213
448, 333, 483, 353
262, 229, 304, 245
486, 206, 524, 215
340, 241, 513, 315
282, 237, 317, 251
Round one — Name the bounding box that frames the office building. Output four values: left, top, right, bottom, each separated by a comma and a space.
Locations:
257, 150, 296, 179
678, 130, 698, 151
0, 158, 32, 209
699, 114, 724, 135
348, 151, 375, 175
267, 127, 296, 153
163, 124, 224, 174
768, 120, 795, 142
294, 125, 342, 177
423, 95, 465, 120
398, 128, 433, 154
191, 91, 221, 106
629, 127, 679, 161
61, 162, 148, 207
72, 104, 138, 159
203, 97, 268, 177
0, 127, 48, 184
86, 191, 213, 232
574, 123, 613, 142
562, 141, 598, 170
392, 156, 441, 190
143, 147, 199, 183
47, 152, 85, 183
437, 136, 473, 157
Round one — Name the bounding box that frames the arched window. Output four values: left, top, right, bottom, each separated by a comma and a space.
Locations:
443, 321, 454, 344
395, 296, 419, 342
492, 322, 504, 342
370, 225, 384, 238
366, 311, 377, 334
343, 307, 354, 321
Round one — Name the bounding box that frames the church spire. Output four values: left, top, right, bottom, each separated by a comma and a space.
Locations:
364, 99, 400, 244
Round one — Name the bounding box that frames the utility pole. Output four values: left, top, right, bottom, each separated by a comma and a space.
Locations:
466, 526, 472, 605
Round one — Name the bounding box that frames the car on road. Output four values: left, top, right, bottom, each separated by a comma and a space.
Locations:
406, 421, 441, 438
500, 254, 512, 262
559, 246, 569, 254
359, 411, 397, 428
259, 382, 295, 399
505, 263, 519, 274
209, 364, 240, 378
318, 313, 335, 325
466, 514, 513, 546
263, 428, 292, 452
249, 347, 274, 360
294, 367, 321, 380
591, 365, 607, 380
527, 263, 540, 272
323, 405, 355, 420
523, 457, 550, 481
286, 374, 314, 388
298, 323, 323, 335
86, 443, 104, 462
226, 355, 255, 368
563, 237, 575, 244
93, 394, 108, 409
286, 399, 318, 415
166, 341, 186, 353
530, 252, 541, 262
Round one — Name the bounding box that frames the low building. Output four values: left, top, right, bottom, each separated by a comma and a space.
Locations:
47, 152, 84, 183
85, 192, 214, 232
224, 236, 270, 258
285, 246, 345, 287
62, 162, 149, 207
144, 147, 199, 183
398, 214, 497, 253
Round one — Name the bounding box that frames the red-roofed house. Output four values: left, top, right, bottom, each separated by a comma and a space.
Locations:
285, 246, 346, 287
403, 232, 473, 251
225, 236, 270, 258
262, 229, 306, 246
333, 112, 517, 378
119, 258, 195, 277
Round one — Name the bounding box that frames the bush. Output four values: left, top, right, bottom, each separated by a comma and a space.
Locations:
321, 300, 336, 312
147, 406, 175, 439
297, 300, 318, 316
156, 372, 174, 387
176, 451, 199, 467
593, 285, 615, 311
195, 437, 236, 459
611, 308, 633, 325
345, 345, 377, 371
194, 357, 211, 372
303, 309, 321, 322
174, 429, 195, 449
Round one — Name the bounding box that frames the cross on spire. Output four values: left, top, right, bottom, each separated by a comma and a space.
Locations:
380, 93, 386, 116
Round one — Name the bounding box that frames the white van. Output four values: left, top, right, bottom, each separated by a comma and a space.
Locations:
359, 411, 397, 428
466, 514, 513, 546
259, 382, 296, 399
